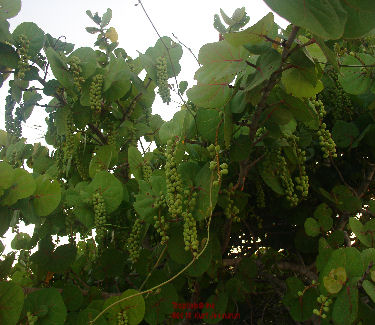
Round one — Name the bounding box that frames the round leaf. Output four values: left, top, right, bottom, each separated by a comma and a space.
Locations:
32, 175, 61, 216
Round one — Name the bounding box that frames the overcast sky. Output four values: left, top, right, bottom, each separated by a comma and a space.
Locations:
0, 0, 288, 252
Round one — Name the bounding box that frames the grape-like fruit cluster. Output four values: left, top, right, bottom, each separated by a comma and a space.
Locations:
13, 106, 23, 139
320, 70, 353, 121
317, 123, 337, 159
182, 190, 199, 255
223, 187, 240, 222
255, 180, 265, 208
69, 56, 85, 92
117, 310, 128, 325
16, 34, 30, 79
65, 111, 75, 161
156, 56, 171, 104
27, 311, 38, 325
312, 294, 333, 319
142, 161, 152, 182
93, 191, 107, 244
294, 147, 309, 198
310, 98, 338, 159
127, 218, 143, 263
208, 144, 222, 186
153, 214, 169, 245
165, 139, 183, 218
277, 152, 298, 206
90, 74, 104, 113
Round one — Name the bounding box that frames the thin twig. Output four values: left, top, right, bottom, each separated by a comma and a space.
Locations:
172, 33, 200, 66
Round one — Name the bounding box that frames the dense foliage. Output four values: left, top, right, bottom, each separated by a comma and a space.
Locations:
2, 0, 375, 324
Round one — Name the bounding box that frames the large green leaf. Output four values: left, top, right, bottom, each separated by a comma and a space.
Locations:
225, 13, 274, 47
245, 49, 281, 91
0, 282, 24, 325
1, 168, 36, 206
88, 171, 123, 213
332, 283, 358, 325
23, 288, 67, 325
195, 108, 222, 144
0, 161, 14, 190
45, 47, 74, 90
187, 39, 248, 108
341, 1, 375, 38
62, 285, 83, 312
12, 22, 45, 57
263, 0, 347, 40
201, 293, 228, 324
69, 47, 97, 79
103, 55, 131, 101
0, 43, 18, 68
158, 110, 194, 144
103, 289, 145, 325
32, 175, 61, 217
338, 54, 375, 95
0, 0, 21, 19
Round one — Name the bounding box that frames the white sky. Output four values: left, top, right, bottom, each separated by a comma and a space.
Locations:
0, 0, 288, 254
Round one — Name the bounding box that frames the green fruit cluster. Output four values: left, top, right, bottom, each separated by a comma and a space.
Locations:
64, 211, 76, 243
13, 106, 23, 139
223, 187, 240, 222
182, 190, 199, 255
69, 56, 85, 92
153, 214, 169, 245
321, 70, 353, 120
165, 139, 183, 218
65, 111, 75, 161
127, 218, 143, 263
92, 191, 107, 244
313, 294, 333, 319
294, 147, 309, 198
90, 74, 104, 113
310, 98, 338, 159
156, 56, 171, 104
267, 149, 298, 207
16, 34, 30, 79
317, 123, 337, 159
117, 310, 128, 325
142, 161, 152, 182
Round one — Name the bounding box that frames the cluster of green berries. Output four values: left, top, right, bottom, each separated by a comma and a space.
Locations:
65, 212, 76, 244
90, 74, 104, 113
255, 127, 266, 139
255, 180, 265, 208
16, 34, 30, 79
13, 106, 23, 139
92, 191, 107, 244
165, 139, 184, 217
182, 190, 199, 256
274, 149, 298, 206
321, 70, 353, 120
127, 218, 143, 263
207, 144, 222, 186
65, 111, 75, 161
27, 311, 38, 325
156, 56, 171, 104
223, 186, 240, 222
310, 98, 338, 159
142, 161, 152, 182
294, 144, 309, 198
55, 137, 65, 177
153, 214, 169, 245
317, 123, 337, 159
117, 310, 128, 325
313, 294, 333, 319
69, 56, 85, 92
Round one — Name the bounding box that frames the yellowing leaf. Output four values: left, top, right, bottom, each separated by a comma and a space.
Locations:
105, 27, 118, 43
323, 267, 347, 294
